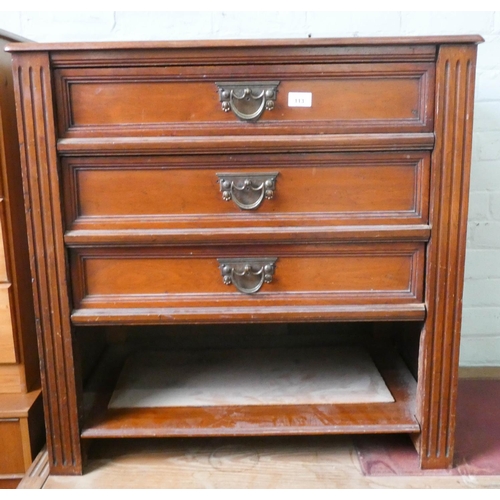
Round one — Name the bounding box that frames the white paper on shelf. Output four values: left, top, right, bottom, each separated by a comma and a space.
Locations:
108, 345, 394, 409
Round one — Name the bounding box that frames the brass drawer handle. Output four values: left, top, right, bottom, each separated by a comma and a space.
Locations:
216, 172, 278, 210
216, 81, 279, 122
218, 258, 277, 295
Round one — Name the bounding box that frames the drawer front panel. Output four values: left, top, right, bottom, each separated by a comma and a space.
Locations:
63, 152, 430, 231
0, 285, 15, 364
55, 63, 434, 137
70, 243, 424, 311
0, 419, 24, 474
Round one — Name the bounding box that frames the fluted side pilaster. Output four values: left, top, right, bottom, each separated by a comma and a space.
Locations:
12, 52, 82, 475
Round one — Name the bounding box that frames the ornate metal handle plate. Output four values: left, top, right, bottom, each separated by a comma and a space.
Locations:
218, 258, 277, 295
216, 172, 278, 210
215, 81, 280, 122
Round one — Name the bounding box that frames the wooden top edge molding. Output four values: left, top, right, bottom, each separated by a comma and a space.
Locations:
5, 35, 484, 52
57, 134, 435, 156
0, 389, 42, 418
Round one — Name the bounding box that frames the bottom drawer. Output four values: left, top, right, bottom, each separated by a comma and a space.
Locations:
0, 419, 25, 474
70, 242, 424, 322
0, 390, 44, 475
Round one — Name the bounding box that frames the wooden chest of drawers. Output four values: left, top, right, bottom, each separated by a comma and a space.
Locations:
8, 36, 482, 474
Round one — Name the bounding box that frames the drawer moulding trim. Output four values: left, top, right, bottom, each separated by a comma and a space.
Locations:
71, 304, 427, 325
63, 225, 432, 246
57, 134, 435, 156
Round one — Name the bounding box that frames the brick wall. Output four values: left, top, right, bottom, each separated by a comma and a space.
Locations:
1, 11, 499, 365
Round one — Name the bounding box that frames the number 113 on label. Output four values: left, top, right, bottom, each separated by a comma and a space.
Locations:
288, 92, 313, 107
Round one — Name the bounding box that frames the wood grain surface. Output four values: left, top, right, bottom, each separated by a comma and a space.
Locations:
53, 63, 433, 137
9, 36, 481, 475
62, 152, 430, 232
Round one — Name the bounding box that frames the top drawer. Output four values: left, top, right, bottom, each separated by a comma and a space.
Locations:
54, 63, 434, 138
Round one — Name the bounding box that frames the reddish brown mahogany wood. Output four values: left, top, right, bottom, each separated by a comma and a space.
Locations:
61, 152, 430, 232
53, 62, 434, 137
9, 36, 481, 475
69, 242, 424, 312
63, 226, 432, 247
70, 304, 427, 326
56, 133, 436, 155
6, 35, 483, 52
80, 344, 418, 438
416, 44, 479, 469
11, 52, 83, 475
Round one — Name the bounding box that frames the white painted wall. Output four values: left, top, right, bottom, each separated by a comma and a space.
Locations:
1, 10, 499, 366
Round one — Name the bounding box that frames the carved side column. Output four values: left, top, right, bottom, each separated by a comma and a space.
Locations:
417, 44, 478, 469
11, 52, 83, 475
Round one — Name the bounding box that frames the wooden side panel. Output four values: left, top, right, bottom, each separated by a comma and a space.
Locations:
11, 52, 82, 475
417, 44, 478, 469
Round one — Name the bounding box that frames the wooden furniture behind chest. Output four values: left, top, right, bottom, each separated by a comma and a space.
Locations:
8, 36, 482, 475
0, 29, 44, 485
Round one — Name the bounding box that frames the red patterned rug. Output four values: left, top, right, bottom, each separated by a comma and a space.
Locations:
354, 379, 500, 476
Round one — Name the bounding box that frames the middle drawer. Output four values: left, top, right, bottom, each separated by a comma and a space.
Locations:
69, 241, 424, 314
62, 151, 430, 233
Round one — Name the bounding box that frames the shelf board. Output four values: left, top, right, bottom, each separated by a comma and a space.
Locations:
82, 403, 419, 438
81, 344, 419, 439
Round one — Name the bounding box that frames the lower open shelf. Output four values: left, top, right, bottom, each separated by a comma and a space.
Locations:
80, 337, 419, 439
